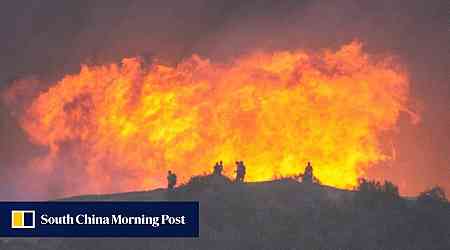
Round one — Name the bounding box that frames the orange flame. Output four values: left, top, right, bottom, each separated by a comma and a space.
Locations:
10, 41, 411, 195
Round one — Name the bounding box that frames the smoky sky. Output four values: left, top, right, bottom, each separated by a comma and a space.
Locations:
0, 0, 448, 199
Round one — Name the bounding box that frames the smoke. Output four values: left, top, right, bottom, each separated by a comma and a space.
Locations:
0, 0, 448, 199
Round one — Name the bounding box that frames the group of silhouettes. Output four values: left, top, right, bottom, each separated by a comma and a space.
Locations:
167, 161, 314, 189
212, 160, 246, 182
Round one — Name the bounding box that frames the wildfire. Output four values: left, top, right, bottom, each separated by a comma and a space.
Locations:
6, 41, 411, 195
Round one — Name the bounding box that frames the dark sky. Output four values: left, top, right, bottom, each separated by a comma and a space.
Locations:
0, 0, 448, 199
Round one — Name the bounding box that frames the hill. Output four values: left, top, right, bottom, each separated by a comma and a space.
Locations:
2, 176, 449, 250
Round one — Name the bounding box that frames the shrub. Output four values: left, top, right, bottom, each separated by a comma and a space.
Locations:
417, 186, 447, 204
179, 174, 233, 193
355, 178, 400, 207
382, 180, 399, 197
272, 174, 300, 182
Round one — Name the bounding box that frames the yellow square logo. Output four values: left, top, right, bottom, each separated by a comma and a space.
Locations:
11, 210, 35, 229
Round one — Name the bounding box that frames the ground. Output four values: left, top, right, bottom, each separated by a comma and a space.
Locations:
2, 177, 449, 250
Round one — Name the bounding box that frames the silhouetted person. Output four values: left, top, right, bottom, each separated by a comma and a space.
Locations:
219, 161, 224, 174
303, 161, 313, 183
213, 162, 219, 175
213, 161, 224, 176
235, 161, 246, 183
167, 170, 177, 190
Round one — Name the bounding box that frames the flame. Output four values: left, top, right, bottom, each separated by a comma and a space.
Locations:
10, 41, 411, 195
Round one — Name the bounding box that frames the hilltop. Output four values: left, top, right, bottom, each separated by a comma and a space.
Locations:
2, 176, 449, 250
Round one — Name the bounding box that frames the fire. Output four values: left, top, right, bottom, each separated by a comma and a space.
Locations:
8, 41, 411, 195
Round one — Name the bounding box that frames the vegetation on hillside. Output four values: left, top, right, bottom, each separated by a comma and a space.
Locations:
2, 175, 449, 250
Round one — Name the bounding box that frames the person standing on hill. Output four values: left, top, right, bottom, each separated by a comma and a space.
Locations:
167, 170, 177, 190
303, 161, 314, 183
218, 161, 224, 175
213, 161, 224, 176
235, 161, 246, 183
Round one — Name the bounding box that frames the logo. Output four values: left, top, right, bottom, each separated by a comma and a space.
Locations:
1, 202, 198, 237
11, 210, 35, 229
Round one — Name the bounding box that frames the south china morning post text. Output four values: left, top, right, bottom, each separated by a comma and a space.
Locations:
0, 202, 199, 237
40, 213, 186, 227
